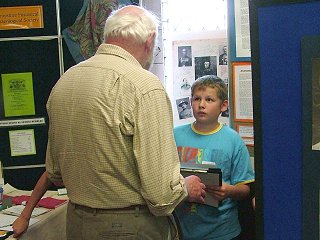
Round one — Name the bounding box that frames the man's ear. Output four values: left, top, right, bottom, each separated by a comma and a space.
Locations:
145, 32, 156, 52
221, 100, 228, 112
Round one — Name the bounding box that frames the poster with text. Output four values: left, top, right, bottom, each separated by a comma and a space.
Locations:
9, 129, 36, 156
1, 72, 35, 117
232, 62, 253, 122
234, 0, 251, 58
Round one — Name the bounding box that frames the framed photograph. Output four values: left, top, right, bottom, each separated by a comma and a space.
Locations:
232, 62, 253, 122
176, 97, 193, 120
177, 46, 192, 67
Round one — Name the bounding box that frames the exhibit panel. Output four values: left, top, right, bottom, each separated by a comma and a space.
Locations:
301, 35, 320, 240
0, 0, 85, 189
249, 0, 320, 239
0, 0, 138, 189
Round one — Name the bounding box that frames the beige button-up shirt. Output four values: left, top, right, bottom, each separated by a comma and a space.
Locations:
46, 44, 188, 216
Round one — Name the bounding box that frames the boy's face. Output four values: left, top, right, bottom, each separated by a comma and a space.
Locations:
191, 86, 228, 127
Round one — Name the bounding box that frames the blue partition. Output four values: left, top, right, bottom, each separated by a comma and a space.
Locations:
249, 1, 320, 239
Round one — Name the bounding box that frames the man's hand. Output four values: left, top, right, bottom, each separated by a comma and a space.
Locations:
206, 182, 233, 201
184, 175, 206, 204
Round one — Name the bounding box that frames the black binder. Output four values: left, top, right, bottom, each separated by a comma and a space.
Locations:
180, 163, 222, 207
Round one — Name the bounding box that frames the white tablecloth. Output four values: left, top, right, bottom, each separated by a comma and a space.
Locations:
1, 184, 68, 240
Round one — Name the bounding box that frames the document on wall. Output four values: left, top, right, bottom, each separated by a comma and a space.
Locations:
234, 0, 251, 58
180, 163, 222, 207
233, 63, 253, 121
236, 123, 254, 146
8, 129, 36, 156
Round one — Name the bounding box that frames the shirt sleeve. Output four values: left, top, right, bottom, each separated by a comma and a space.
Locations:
133, 88, 188, 216
231, 136, 255, 185
45, 94, 63, 183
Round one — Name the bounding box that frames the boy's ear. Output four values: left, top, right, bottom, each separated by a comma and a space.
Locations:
220, 100, 228, 112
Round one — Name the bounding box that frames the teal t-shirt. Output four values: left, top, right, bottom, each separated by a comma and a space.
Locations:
174, 123, 255, 240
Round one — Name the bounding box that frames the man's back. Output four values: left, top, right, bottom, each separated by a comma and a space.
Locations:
47, 44, 164, 209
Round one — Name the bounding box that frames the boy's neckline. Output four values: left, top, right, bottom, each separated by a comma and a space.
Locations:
191, 122, 223, 135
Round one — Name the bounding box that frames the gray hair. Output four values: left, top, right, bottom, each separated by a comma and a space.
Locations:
104, 5, 159, 45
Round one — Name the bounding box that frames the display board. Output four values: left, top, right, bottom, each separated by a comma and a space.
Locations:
0, 0, 83, 190
0, 0, 139, 190
301, 35, 320, 240
249, 0, 320, 239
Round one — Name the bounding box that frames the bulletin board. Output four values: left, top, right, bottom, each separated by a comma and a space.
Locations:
0, 0, 139, 190
0, 0, 83, 190
301, 35, 320, 240
249, 0, 320, 239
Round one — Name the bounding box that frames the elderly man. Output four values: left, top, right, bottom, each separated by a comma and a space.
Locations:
46, 5, 205, 240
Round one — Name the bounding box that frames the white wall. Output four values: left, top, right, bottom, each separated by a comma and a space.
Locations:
140, 0, 165, 86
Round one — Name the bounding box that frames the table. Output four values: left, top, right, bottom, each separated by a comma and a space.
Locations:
1, 184, 68, 240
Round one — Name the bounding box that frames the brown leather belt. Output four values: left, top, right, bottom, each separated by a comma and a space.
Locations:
70, 201, 148, 213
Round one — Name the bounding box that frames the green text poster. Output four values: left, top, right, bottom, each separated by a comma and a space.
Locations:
1, 72, 35, 117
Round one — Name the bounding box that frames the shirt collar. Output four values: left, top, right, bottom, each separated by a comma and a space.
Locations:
96, 43, 142, 68
191, 122, 223, 135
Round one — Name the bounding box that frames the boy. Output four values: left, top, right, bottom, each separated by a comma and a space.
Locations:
174, 75, 254, 240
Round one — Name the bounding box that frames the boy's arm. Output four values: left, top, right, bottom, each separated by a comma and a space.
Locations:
12, 171, 54, 238
227, 183, 250, 200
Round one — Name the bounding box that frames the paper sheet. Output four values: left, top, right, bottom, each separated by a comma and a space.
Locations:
0, 214, 40, 231
2, 205, 50, 217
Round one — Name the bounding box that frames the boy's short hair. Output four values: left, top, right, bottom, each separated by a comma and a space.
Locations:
191, 75, 228, 101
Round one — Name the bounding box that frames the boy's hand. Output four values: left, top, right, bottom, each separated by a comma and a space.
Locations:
206, 182, 233, 201
206, 182, 250, 201
12, 215, 30, 238
184, 175, 206, 204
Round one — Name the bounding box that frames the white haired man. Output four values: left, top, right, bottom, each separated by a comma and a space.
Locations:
46, 5, 206, 240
